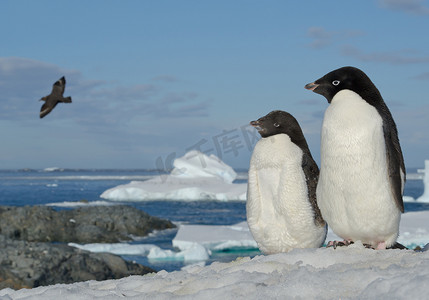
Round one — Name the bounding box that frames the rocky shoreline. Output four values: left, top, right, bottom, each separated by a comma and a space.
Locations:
0, 205, 176, 289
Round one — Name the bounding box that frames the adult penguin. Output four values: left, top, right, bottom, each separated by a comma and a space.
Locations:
305, 66, 405, 250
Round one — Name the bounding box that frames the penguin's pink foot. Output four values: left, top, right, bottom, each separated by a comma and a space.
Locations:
375, 242, 387, 250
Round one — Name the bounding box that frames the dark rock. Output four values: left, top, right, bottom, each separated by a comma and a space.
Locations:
0, 205, 175, 243
0, 235, 154, 289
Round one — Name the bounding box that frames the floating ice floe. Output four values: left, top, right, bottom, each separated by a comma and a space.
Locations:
172, 221, 257, 251
46, 200, 120, 207
100, 150, 247, 201
147, 243, 210, 262
68, 222, 257, 263
68, 210, 429, 265
69, 241, 211, 262
68, 243, 157, 256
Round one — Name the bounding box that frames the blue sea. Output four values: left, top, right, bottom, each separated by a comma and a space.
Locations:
0, 168, 426, 272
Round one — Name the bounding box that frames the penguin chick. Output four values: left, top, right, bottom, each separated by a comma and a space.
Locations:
247, 110, 326, 254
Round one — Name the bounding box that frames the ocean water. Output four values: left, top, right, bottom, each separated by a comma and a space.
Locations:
0, 168, 426, 272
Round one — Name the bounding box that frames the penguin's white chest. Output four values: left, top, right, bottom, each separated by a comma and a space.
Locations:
246, 134, 326, 254
318, 90, 400, 247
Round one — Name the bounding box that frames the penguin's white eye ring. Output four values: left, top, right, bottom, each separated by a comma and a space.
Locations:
332, 80, 340, 86
274, 123, 280, 128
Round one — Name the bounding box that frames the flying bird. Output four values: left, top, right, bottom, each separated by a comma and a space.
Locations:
39, 76, 72, 118
305, 66, 405, 250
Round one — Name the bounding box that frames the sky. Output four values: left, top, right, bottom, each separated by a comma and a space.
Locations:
1, 0, 429, 170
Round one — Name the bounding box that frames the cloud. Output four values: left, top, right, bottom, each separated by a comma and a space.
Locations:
307, 27, 333, 49
378, 0, 429, 15
306, 27, 364, 49
341, 45, 429, 64
412, 72, 429, 80
151, 75, 179, 83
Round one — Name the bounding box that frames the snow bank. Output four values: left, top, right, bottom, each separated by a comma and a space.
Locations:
100, 150, 247, 201
2, 244, 429, 299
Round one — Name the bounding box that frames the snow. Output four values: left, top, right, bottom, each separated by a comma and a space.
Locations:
2, 212, 429, 298
2, 244, 429, 299
100, 151, 247, 201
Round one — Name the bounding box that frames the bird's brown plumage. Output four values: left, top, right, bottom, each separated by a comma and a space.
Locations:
39, 76, 72, 118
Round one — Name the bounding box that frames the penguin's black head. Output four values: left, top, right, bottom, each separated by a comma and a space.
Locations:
250, 110, 302, 138
305, 66, 379, 104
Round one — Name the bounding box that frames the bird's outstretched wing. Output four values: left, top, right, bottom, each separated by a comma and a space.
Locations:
40, 101, 57, 118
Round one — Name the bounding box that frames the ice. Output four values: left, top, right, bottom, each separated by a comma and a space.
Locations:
46, 200, 120, 207
100, 150, 247, 201
69, 241, 211, 263
66, 222, 256, 263
173, 221, 257, 251
147, 243, 210, 261
65, 211, 429, 268
68, 243, 158, 256
417, 160, 429, 202
43, 167, 64, 172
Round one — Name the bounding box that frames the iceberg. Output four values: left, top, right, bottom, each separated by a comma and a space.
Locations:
100, 150, 247, 201
417, 160, 429, 203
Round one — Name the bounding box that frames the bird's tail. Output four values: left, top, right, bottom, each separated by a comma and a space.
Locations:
61, 97, 72, 103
